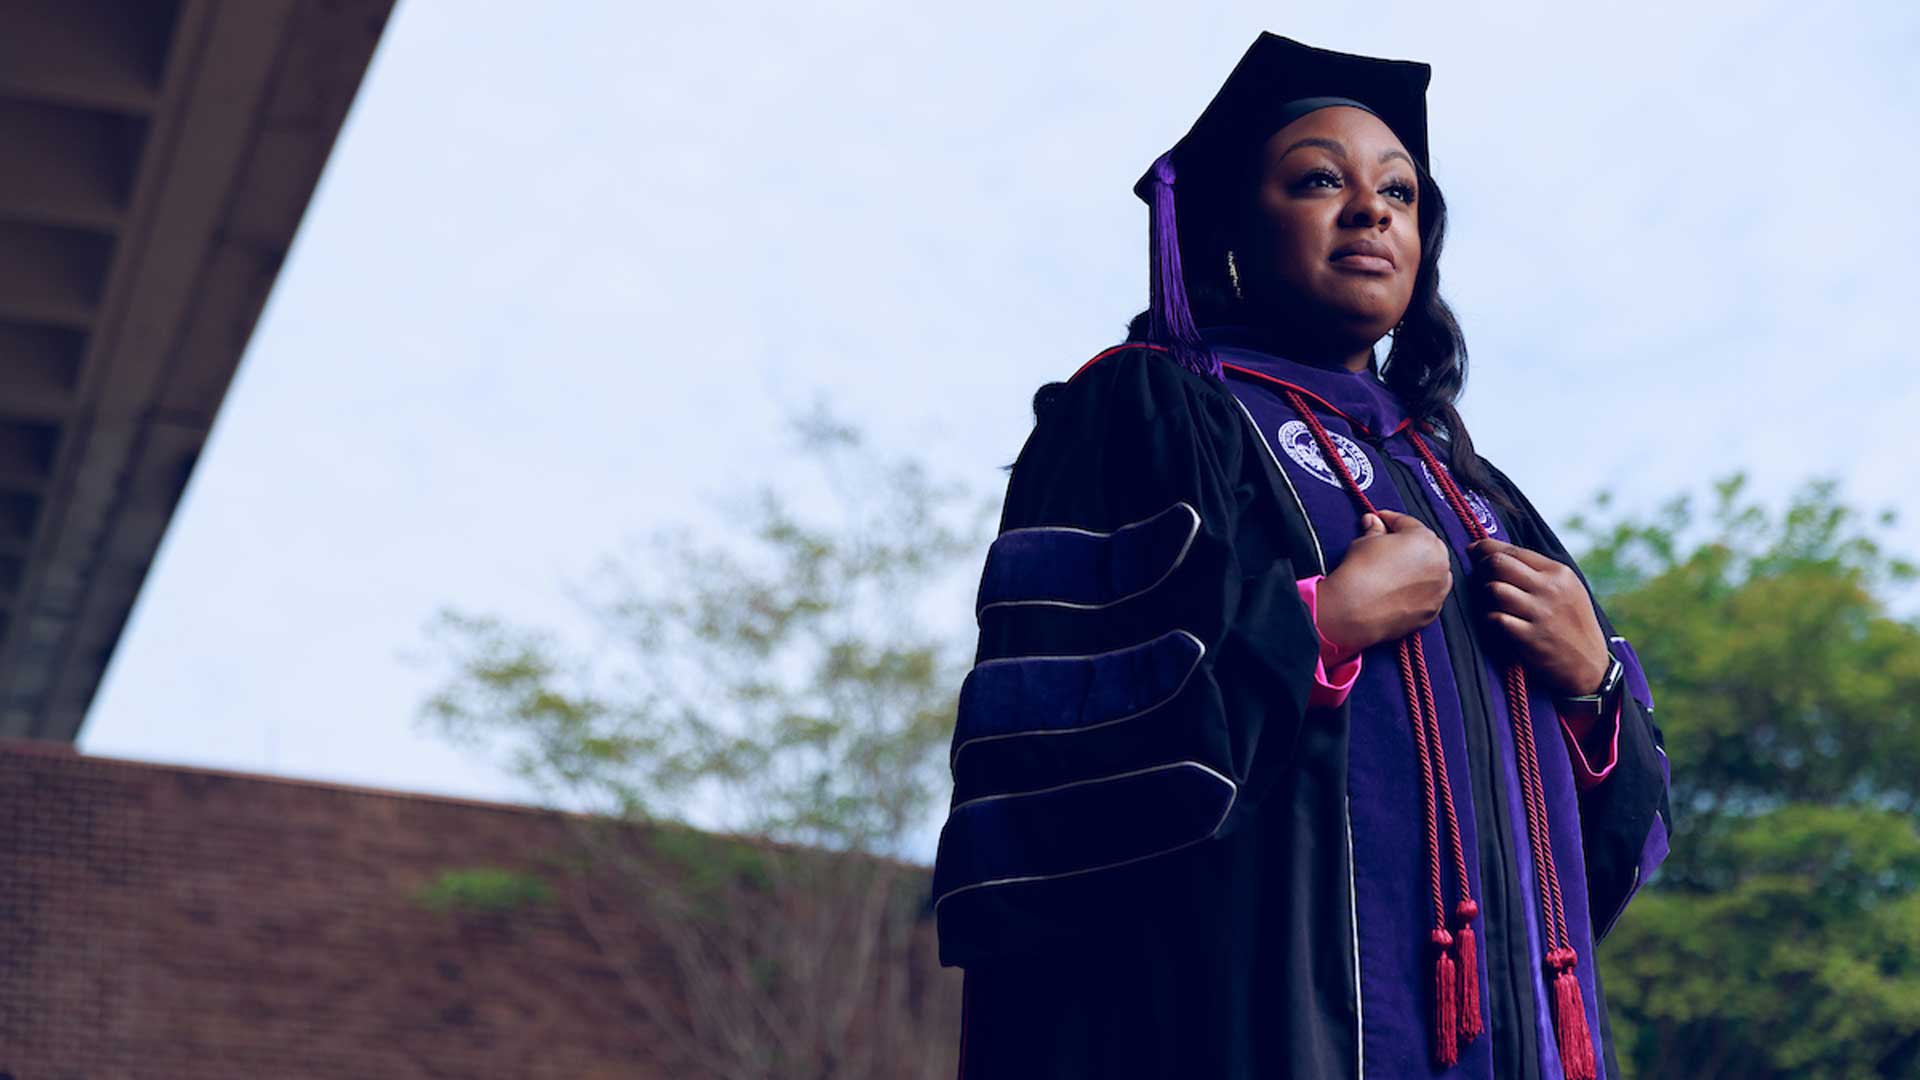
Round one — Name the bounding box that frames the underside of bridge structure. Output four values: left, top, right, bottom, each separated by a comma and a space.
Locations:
0, 0, 394, 741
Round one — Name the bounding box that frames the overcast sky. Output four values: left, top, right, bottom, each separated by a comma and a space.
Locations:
78, 0, 1920, 808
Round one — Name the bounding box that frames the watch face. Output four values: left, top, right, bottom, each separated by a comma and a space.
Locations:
1600, 655, 1625, 698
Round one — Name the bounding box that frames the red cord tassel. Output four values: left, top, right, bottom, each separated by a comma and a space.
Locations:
1455, 900, 1482, 1042
1432, 929, 1459, 1067
1548, 948, 1596, 1080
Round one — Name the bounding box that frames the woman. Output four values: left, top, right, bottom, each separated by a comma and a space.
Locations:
930, 33, 1672, 1080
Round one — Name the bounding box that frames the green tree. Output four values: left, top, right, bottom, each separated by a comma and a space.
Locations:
1572, 474, 1920, 1079
418, 408, 990, 1079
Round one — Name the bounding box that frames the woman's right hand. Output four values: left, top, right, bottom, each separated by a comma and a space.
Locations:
1315, 509, 1454, 656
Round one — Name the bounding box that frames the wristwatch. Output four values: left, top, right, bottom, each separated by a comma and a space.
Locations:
1556, 652, 1624, 718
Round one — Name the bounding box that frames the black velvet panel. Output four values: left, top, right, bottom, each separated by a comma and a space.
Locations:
974, 501, 1201, 615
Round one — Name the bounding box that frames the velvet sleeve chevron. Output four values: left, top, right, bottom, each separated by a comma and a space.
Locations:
932, 347, 1323, 968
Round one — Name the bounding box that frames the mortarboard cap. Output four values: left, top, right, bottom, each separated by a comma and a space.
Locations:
1134, 34, 1432, 377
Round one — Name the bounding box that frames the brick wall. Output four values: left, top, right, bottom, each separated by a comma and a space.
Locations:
0, 740, 708, 1079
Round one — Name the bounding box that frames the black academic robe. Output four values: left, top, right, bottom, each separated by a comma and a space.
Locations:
931, 345, 1672, 1080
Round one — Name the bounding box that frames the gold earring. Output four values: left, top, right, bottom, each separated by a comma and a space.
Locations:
1226, 250, 1244, 300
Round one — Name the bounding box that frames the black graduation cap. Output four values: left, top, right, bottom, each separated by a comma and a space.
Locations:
1134, 34, 1432, 377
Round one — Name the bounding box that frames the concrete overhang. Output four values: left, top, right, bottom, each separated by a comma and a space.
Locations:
0, 0, 395, 741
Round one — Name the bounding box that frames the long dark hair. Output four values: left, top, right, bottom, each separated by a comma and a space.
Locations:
1120, 156, 1512, 510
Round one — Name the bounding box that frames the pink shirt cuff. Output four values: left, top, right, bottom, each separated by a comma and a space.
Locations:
1293, 573, 1621, 781
1296, 575, 1362, 709
1557, 695, 1622, 790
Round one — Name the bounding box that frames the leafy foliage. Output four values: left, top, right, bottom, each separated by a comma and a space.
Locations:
417, 408, 987, 1078
419, 405, 989, 856
415, 867, 555, 914
1570, 474, 1920, 1079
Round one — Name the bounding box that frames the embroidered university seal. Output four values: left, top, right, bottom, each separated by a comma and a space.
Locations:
1419, 460, 1500, 536
1277, 420, 1373, 491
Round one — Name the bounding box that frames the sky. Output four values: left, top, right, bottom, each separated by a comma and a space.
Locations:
78, 0, 1920, 808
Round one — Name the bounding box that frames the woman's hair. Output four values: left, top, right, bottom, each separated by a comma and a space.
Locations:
1119, 154, 1513, 511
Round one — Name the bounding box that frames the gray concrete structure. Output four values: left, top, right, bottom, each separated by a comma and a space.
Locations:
0, 0, 394, 741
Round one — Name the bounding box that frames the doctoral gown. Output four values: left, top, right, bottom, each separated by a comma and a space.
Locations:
931, 333, 1673, 1080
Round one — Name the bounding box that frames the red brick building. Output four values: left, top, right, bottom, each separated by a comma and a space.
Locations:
0, 742, 962, 1079
0, 739, 705, 1078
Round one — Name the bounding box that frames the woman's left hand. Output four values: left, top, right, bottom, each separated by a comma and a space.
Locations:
1466, 537, 1611, 697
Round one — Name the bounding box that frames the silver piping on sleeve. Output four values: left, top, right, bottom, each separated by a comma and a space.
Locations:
951, 631, 1207, 767
976, 502, 1202, 618
933, 760, 1238, 912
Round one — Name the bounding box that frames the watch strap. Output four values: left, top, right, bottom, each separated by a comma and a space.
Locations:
1557, 654, 1624, 714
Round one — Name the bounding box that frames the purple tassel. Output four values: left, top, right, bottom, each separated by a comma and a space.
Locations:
1145, 152, 1221, 380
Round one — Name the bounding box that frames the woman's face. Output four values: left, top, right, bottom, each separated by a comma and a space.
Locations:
1237, 105, 1422, 347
